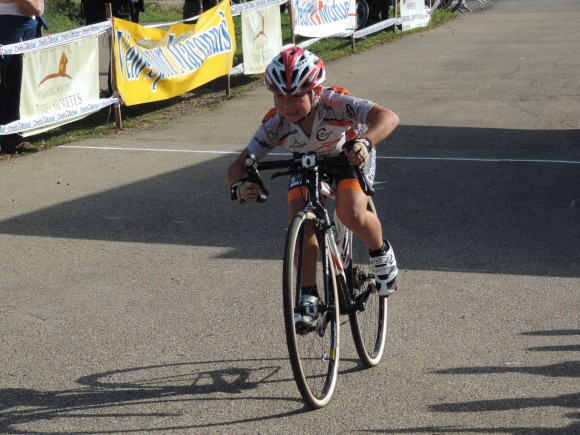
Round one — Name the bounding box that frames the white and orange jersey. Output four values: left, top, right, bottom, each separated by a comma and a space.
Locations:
246, 86, 375, 159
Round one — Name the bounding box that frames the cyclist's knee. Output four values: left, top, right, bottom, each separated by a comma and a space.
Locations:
336, 204, 365, 230
336, 190, 368, 225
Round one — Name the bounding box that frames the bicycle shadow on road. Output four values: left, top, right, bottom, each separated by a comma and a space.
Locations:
0, 358, 311, 433
0, 125, 578, 278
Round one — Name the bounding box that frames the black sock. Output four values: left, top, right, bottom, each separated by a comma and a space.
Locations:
369, 241, 387, 257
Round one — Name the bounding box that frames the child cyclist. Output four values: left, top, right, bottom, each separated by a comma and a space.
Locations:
226, 46, 400, 328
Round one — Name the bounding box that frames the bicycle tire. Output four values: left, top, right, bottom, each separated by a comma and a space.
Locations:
449, 0, 464, 11
348, 198, 388, 367
423, 0, 441, 9
355, 0, 370, 29
438, 0, 455, 9
283, 210, 340, 409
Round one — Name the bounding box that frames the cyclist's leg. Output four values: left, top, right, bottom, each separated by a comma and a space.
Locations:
337, 188, 383, 248
334, 180, 383, 251
334, 148, 382, 250
334, 166, 399, 296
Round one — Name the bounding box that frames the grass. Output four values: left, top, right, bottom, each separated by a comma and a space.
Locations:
28, 3, 454, 150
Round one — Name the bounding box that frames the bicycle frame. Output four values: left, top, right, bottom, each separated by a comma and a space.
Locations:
277, 155, 362, 316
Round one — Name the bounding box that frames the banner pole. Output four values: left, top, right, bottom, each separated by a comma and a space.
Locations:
288, 0, 296, 45
394, 0, 399, 33
106, 3, 122, 129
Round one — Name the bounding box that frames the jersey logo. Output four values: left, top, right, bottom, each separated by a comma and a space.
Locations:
316, 127, 332, 141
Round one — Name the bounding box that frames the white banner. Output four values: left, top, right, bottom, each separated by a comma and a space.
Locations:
292, 0, 356, 38
0, 98, 118, 136
20, 36, 100, 136
400, 0, 430, 31
242, 4, 283, 74
0, 21, 111, 55
231, 0, 286, 15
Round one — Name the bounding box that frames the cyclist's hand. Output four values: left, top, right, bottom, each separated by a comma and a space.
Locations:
230, 179, 261, 203
343, 138, 370, 168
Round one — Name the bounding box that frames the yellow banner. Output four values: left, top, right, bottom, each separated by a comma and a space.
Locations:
113, 0, 236, 106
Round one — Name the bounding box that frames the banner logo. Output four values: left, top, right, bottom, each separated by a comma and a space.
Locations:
39, 53, 73, 85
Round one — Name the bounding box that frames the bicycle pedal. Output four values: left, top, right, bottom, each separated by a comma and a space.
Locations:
294, 314, 318, 335
353, 291, 370, 311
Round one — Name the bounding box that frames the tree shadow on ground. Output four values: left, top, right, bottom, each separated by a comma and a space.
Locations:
1, 126, 579, 278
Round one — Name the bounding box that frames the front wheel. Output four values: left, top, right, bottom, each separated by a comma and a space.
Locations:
348, 198, 388, 367
283, 211, 340, 409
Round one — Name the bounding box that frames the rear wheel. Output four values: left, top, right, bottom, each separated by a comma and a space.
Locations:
356, 0, 370, 29
448, 0, 464, 11
348, 198, 388, 367
283, 211, 340, 409
438, 0, 455, 9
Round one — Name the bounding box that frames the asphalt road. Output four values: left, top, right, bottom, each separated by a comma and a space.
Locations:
1, 0, 579, 433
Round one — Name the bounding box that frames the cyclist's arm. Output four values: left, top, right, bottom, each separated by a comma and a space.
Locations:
361, 104, 399, 148
226, 147, 262, 187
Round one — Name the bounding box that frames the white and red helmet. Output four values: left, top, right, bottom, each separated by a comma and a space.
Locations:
264, 46, 326, 95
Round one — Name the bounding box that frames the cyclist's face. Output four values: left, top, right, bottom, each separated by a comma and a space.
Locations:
274, 91, 313, 123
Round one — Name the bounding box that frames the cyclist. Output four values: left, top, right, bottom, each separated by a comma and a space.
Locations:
226, 46, 400, 328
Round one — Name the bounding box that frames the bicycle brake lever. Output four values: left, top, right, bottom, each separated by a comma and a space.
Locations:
245, 156, 269, 203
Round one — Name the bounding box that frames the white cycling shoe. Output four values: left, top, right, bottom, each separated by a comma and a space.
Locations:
370, 241, 399, 297
294, 294, 319, 334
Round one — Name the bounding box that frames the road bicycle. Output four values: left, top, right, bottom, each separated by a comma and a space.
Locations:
245, 153, 389, 409
441, 0, 488, 13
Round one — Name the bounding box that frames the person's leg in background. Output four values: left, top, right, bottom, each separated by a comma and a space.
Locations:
183, 0, 201, 24
183, 0, 219, 24
0, 24, 40, 154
